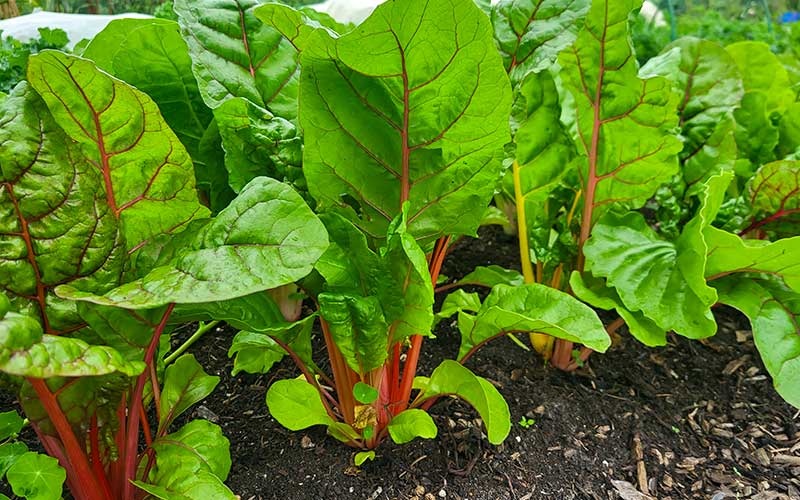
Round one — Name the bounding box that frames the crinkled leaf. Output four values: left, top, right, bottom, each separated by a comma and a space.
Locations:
57, 177, 328, 309
569, 272, 666, 346
421, 360, 510, 445
77, 303, 164, 360
159, 354, 219, 432
714, 277, 800, 408
255, 3, 343, 53
27, 50, 210, 254
6, 452, 65, 500
266, 378, 334, 431
734, 91, 780, 168
0, 83, 126, 333
213, 97, 303, 193
195, 120, 237, 213
388, 408, 437, 444
458, 283, 609, 360
82, 19, 213, 163
640, 38, 742, 188
778, 102, 800, 158
316, 211, 433, 373
0, 308, 143, 378
298, 0, 512, 244
174, 0, 300, 122
585, 174, 732, 339
492, 0, 590, 84
558, 0, 681, 221
741, 161, 800, 238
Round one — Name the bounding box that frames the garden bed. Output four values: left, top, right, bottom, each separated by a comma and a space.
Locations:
183, 228, 800, 500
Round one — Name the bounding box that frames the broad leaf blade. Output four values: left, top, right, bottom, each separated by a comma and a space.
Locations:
6, 452, 65, 500
558, 0, 682, 221
58, 177, 328, 309
174, 0, 300, 121
742, 160, 800, 238
26, 50, 210, 254
0, 83, 126, 333
492, 0, 590, 84
388, 409, 437, 444
299, 0, 512, 243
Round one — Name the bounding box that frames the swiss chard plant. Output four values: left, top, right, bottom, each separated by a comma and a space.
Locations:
0, 47, 327, 499
134, 0, 615, 458
439, 0, 677, 371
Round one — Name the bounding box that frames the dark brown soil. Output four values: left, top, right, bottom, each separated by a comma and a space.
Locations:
2, 227, 799, 500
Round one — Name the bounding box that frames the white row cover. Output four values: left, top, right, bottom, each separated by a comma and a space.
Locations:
0, 11, 151, 48
0, 1, 664, 47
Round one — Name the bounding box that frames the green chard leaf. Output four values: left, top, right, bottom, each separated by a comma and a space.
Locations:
491, 0, 590, 84
26, 50, 210, 254
558, 0, 682, 221
57, 177, 328, 309
419, 360, 510, 445
583, 174, 734, 340
713, 277, 800, 408
640, 38, 742, 189
138, 420, 235, 499
0, 83, 126, 333
315, 211, 433, 374
456, 283, 609, 360
295, 0, 512, 244
448, 265, 525, 289
173, 0, 300, 121
255, 3, 344, 53
227, 314, 316, 376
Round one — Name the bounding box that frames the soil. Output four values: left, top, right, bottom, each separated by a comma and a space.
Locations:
2, 226, 800, 500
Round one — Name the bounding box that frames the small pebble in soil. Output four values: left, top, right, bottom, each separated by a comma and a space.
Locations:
438, 489, 446, 498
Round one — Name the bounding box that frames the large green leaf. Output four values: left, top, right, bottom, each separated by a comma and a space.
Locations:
57, 177, 328, 309
714, 277, 800, 408
558, 0, 681, 222
0, 303, 142, 378
254, 3, 344, 53
0, 83, 126, 333
456, 283, 609, 360
158, 354, 219, 432
82, 19, 213, 162
491, 0, 590, 84
733, 91, 780, 168
213, 97, 302, 192
419, 360, 510, 445
295, 0, 512, 243
227, 314, 316, 376
584, 174, 732, 339
740, 161, 800, 238
318, 294, 388, 374
640, 38, 742, 188
26, 50, 210, 254
6, 452, 65, 500
173, 0, 299, 122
